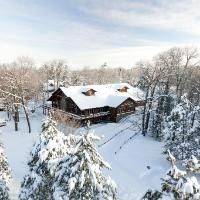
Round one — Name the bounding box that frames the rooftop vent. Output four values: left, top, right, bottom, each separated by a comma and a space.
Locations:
82, 88, 97, 96
117, 86, 129, 93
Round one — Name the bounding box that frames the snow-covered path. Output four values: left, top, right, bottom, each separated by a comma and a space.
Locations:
0, 110, 169, 199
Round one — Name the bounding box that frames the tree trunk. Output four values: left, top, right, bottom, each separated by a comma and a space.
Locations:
21, 97, 31, 133
142, 87, 149, 136
13, 95, 19, 131
7, 106, 11, 121
14, 105, 18, 131
191, 112, 196, 128
144, 84, 156, 134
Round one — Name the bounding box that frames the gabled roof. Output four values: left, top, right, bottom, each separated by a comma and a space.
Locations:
49, 83, 144, 110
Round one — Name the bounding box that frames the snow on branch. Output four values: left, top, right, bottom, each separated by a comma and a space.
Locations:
0, 88, 21, 100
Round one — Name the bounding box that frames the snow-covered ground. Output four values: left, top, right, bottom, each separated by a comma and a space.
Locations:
93, 122, 169, 199
0, 110, 169, 200
0, 110, 42, 199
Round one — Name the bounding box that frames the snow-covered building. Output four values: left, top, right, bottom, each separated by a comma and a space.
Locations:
48, 83, 144, 124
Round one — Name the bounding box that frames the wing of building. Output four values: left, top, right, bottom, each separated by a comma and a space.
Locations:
48, 83, 144, 124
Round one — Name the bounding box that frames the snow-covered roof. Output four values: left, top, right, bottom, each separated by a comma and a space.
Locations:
50, 83, 144, 110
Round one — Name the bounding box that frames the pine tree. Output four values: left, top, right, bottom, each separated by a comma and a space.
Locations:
150, 74, 175, 141
187, 108, 200, 158
186, 155, 200, 174
0, 143, 11, 200
53, 127, 117, 200
151, 91, 174, 141
143, 151, 200, 199
19, 116, 74, 200
142, 189, 162, 200
151, 111, 164, 141
164, 95, 195, 160
162, 151, 200, 199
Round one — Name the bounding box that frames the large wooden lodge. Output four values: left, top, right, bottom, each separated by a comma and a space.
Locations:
48, 83, 144, 124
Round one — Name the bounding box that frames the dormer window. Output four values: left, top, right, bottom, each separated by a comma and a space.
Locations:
117, 86, 129, 93
82, 89, 97, 96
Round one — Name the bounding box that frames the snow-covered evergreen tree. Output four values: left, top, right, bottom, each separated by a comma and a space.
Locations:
151, 111, 165, 141
53, 127, 117, 200
162, 151, 200, 199
19, 116, 74, 200
0, 143, 11, 200
186, 155, 200, 174
188, 108, 200, 156
142, 189, 162, 200
143, 151, 200, 199
151, 91, 174, 141
163, 95, 198, 160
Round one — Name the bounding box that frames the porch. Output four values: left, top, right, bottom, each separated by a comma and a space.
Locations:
50, 108, 110, 125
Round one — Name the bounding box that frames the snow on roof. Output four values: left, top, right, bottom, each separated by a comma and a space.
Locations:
54, 83, 144, 110
106, 83, 144, 101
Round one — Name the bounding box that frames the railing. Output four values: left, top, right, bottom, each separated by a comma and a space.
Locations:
80, 111, 110, 119
42, 104, 51, 115
51, 108, 82, 120
51, 108, 110, 121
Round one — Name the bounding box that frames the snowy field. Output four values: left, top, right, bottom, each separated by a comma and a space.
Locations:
0, 110, 169, 200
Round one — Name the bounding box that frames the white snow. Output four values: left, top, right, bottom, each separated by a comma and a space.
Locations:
187, 155, 200, 172
0, 118, 6, 127
168, 165, 186, 179
181, 177, 200, 197
0, 110, 169, 200
183, 179, 194, 194
167, 150, 176, 163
